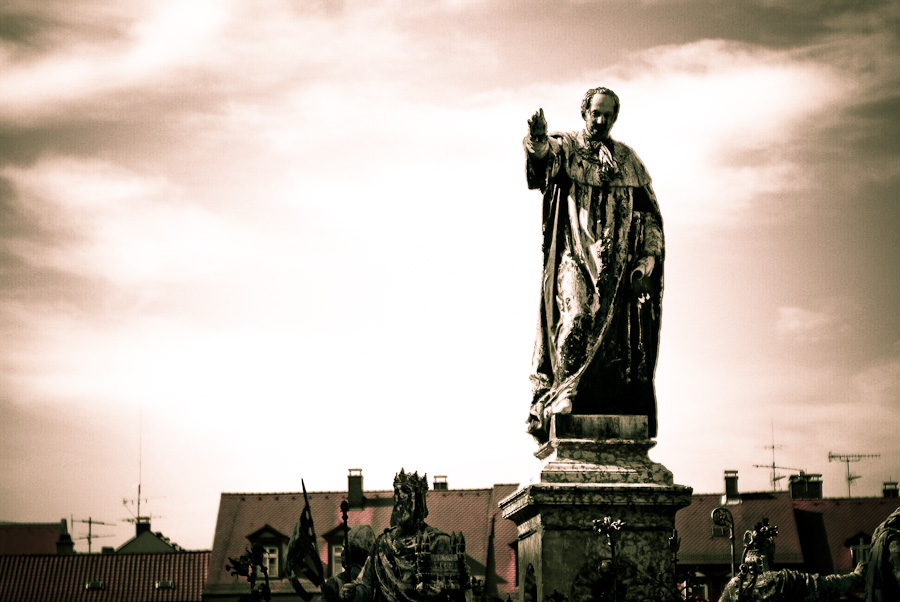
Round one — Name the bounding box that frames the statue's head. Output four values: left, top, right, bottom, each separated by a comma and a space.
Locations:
391, 469, 429, 531
581, 87, 620, 142
346, 524, 375, 566
740, 520, 777, 574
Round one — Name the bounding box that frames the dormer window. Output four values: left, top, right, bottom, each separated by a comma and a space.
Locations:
329, 542, 344, 577
263, 546, 280, 578
246, 524, 290, 580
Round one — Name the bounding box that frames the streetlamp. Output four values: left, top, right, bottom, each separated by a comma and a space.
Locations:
711, 507, 736, 578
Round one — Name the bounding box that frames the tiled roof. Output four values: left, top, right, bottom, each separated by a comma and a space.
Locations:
0, 522, 60, 555
0, 551, 210, 602
675, 492, 805, 566
792, 498, 900, 573
205, 485, 519, 598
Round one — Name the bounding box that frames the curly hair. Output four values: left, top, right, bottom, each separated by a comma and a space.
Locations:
581, 87, 620, 119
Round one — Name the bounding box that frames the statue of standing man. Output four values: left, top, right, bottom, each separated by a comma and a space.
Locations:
524, 87, 664, 444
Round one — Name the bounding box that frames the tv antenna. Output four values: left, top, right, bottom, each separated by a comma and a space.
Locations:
756, 420, 792, 490
753, 464, 804, 491
828, 452, 880, 497
122, 408, 162, 527
73, 518, 116, 554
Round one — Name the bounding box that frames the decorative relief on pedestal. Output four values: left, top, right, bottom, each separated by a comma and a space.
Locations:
499, 415, 693, 602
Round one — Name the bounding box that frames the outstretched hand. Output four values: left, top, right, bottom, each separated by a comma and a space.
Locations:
528, 108, 547, 138
526, 108, 549, 156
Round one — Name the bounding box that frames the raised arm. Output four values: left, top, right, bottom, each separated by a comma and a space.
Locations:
524, 108, 549, 159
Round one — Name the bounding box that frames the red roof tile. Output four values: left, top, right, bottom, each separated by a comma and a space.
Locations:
792, 498, 900, 573
0, 551, 209, 602
675, 492, 805, 566
206, 485, 519, 598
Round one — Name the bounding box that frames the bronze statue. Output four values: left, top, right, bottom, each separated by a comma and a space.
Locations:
718, 520, 864, 602
866, 505, 900, 602
524, 87, 664, 443
322, 525, 376, 602
341, 469, 470, 602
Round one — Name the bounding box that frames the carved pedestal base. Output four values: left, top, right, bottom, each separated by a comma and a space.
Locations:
500, 415, 693, 602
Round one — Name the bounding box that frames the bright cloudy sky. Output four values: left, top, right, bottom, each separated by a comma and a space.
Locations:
1, 0, 899, 552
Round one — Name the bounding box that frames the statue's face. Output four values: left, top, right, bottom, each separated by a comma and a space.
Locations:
391, 484, 416, 530
584, 93, 617, 141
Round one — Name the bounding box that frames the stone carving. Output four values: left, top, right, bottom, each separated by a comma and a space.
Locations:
342, 469, 470, 602
501, 415, 693, 602
524, 87, 664, 444
866, 505, 900, 602
322, 525, 375, 602
719, 520, 864, 602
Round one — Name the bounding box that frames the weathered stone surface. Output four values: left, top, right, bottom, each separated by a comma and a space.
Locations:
551, 414, 648, 440
500, 415, 692, 602
532, 415, 674, 486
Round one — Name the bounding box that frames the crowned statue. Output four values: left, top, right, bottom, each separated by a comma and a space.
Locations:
342, 469, 471, 602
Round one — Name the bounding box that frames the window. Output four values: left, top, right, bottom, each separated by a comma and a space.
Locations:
710, 526, 729, 538
154, 579, 176, 590
263, 546, 280, 578
850, 540, 871, 566
330, 543, 344, 576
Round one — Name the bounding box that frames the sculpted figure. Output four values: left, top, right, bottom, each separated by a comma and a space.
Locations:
719, 520, 864, 602
867, 506, 900, 602
524, 87, 664, 443
322, 525, 376, 602
718, 565, 864, 602
342, 470, 470, 602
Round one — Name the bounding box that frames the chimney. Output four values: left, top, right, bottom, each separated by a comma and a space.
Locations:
433, 476, 448, 491
101, 546, 115, 554
136, 517, 152, 536
723, 470, 740, 504
348, 468, 364, 508
884, 482, 899, 499
789, 472, 823, 499
56, 519, 75, 555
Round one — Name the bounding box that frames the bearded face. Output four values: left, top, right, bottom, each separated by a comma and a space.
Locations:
390, 485, 416, 531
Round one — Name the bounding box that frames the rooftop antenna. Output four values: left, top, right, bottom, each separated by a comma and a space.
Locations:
73, 518, 116, 554
828, 452, 881, 497
752, 464, 804, 491
756, 420, 788, 490
122, 408, 161, 527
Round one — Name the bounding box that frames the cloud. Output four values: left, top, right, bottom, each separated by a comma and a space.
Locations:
776, 305, 845, 341
852, 357, 900, 409
0, 1, 231, 124
1, 157, 251, 285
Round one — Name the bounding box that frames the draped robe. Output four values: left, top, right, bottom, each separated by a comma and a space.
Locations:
525, 130, 664, 443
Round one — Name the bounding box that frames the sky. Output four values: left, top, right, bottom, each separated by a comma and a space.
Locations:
1, 0, 899, 553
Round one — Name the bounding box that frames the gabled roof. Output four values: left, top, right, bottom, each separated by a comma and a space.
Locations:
675, 492, 805, 567
0, 551, 210, 602
117, 530, 181, 554
205, 484, 519, 598
0, 522, 60, 555
792, 497, 900, 573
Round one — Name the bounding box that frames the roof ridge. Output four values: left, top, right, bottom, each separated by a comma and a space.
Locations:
222, 485, 516, 496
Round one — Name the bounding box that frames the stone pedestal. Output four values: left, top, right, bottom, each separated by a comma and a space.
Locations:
500, 415, 692, 602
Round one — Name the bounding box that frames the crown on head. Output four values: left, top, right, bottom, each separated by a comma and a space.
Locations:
394, 468, 429, 493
